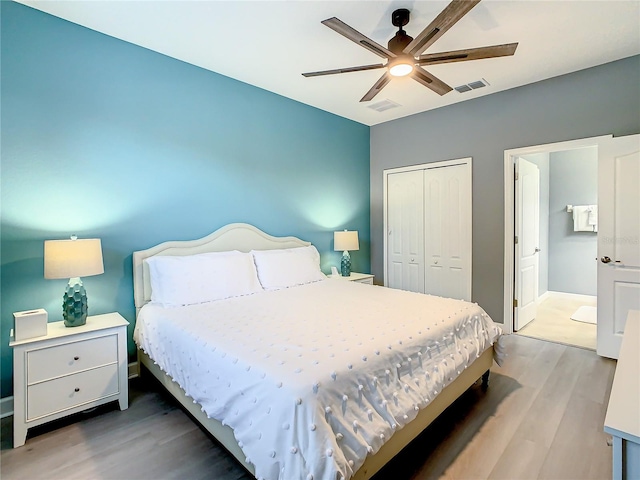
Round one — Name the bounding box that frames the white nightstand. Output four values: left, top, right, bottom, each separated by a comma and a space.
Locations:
331, 272, 374, 285
9, 312, 129, 448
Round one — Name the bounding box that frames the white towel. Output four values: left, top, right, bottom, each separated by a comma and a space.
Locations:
573, 205, 596, 232
587, 205, 598, 232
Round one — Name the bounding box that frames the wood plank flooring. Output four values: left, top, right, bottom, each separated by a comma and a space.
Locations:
0, 334, 616, 480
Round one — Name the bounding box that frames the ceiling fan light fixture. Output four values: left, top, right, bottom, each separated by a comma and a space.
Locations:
388, 56, 415, 77
305, 1, 519, 102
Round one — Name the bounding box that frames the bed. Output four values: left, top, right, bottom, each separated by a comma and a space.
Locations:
132, 223, 504, 480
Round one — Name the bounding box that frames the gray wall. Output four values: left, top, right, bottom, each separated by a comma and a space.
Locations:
548, 147, 598, 295
522, 153, 550, 296
370, 55, 640, 323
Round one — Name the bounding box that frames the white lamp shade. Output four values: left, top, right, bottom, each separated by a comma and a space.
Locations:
334, 230, 359, 252
44, 238, 104, 279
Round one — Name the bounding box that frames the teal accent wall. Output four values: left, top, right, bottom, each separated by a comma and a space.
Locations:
0, 2, 370, 397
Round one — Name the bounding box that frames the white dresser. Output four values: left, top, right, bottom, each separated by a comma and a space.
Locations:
10, 312, 129, 447
604, 310, 640, 480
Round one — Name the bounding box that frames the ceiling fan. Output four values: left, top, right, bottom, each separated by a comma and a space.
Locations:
302, 0, 518, 102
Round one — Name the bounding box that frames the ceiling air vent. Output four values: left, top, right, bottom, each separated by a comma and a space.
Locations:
368, 99, 401, 112
455, 78, 489, 93
454, 84, 472, 93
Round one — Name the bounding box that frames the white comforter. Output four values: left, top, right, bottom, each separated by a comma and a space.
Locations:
134, 280, 503, 480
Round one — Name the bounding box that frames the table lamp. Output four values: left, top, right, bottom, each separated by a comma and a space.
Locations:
334, 230, 359, 277
44, 236, 104, 327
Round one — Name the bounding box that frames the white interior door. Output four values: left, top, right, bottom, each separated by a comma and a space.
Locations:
424, 164, 472, 301
387, 170, 425, 293
597, 134, 640, 359
515, 157, 540, 331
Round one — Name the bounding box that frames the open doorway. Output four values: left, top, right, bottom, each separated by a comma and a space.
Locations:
503, 135, 611, 350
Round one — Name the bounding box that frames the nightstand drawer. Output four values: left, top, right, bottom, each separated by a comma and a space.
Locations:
27, 363, 119, 420
354, 277, 374, 285
28, 335, 118, 384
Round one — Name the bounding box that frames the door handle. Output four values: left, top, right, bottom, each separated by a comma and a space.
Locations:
601, 256, 612, 263
534, 247, 541, 253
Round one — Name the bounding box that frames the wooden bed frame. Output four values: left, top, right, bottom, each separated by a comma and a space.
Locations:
133, 223, 494, 480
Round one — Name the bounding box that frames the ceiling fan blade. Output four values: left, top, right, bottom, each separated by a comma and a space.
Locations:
417, 43, 518, 66
322, 17, 396, 59
360, 72, 392, 102
411, 67, 453, 96
404, 0, 481, 57
302, 63, 386, 77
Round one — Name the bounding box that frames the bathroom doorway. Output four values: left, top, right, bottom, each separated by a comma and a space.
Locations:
504, 136, 604, 350
518, 291, 597, 350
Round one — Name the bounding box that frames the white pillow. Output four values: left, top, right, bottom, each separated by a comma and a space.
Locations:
251, 245, 326, 290
145, 250, 262, 306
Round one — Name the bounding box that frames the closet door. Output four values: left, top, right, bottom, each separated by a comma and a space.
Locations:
424, 164, 472, 301
387, 170, 425, 293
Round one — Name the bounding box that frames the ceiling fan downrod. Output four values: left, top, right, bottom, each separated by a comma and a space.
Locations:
388, 9, 414, 54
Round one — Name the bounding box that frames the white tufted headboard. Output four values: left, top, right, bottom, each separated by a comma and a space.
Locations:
132, 223, 310, 315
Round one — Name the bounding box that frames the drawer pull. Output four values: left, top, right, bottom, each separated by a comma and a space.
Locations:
73, 356, 79, 361
74, 387, 80, 392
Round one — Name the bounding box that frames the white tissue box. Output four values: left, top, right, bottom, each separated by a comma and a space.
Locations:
13, 309, 48, 341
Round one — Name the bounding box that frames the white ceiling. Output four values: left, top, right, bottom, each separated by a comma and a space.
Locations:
17, 0, 640, 126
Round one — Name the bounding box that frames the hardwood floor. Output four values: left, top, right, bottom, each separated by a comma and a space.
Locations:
1, 334, 616, 480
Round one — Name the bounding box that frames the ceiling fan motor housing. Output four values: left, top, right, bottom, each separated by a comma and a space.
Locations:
388, 30, 414, 54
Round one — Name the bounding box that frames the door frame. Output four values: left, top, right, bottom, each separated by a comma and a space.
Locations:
383, 157, 472, 290
502, 135, 612, 333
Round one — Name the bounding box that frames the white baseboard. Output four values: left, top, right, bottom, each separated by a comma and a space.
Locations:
537, 291, 551, 305
1, 362, 139, 419
546, 290, 597, 303
1, 396, 14, 419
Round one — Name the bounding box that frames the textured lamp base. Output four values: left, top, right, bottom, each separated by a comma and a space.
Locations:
63, 277, 88, 327
341, 251, 351, 277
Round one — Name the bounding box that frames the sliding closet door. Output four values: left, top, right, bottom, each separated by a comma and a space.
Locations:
387, 170, 425, 293
424, 164, 472, 301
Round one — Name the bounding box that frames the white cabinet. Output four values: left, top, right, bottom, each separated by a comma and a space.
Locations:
10, 312, 129, 447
